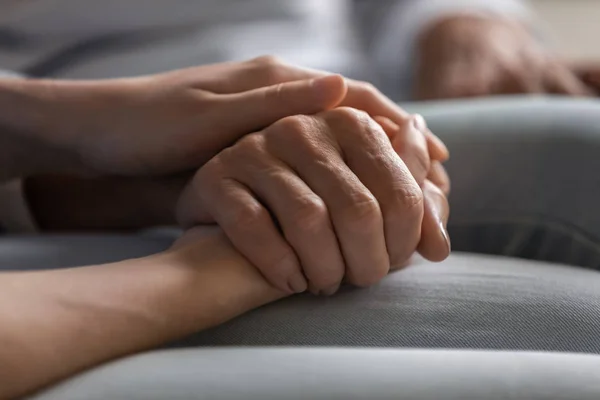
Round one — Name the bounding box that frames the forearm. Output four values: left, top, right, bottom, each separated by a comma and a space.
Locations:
0, 79, 82, 181
0, 229, 284, 399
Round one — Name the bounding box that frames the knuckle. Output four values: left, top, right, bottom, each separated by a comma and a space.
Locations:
357, 81, 378, 95
389, 182, 424, 212
236, 132, 266, 153
250, 55, 287, 85
339, 195, 382, 233
267, 115, 324, 156
223, 202, 270, 232
325, 107, 374, 135
221, 133, 267, 167
270, 115, 314, 143
251, 54, 285, 67
328, 106, 370, 124
287, 196, 329, 237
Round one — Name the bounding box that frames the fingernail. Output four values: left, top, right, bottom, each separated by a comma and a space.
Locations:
425, 181, 451, 255
311, 75, 345, 104
288, 272, 308, 294
321, 284, 340, 296
412, 114, 428, 132
439, 221, 451, 254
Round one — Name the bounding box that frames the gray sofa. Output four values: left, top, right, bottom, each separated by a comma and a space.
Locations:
4, 97, 600, 399
0, 235, 595, 399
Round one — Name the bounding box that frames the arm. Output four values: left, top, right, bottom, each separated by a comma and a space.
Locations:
0, 60, 448, 233
0, 77, 94, 182
0, 228, 286, 399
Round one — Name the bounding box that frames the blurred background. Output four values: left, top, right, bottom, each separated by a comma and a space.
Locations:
531, 0, 600, 61
2, 0, 600, 101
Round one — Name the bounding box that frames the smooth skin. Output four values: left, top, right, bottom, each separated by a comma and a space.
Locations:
0, 228, 286, 400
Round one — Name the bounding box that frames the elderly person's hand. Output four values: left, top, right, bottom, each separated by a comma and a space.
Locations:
177, 98, 450, 295
414, 15, 591, 100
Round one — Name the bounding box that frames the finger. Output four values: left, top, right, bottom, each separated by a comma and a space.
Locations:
426, 131, 450, 162
228, 59, 451, 161
212, 74, 347, 140
543, 65, 593, 96
374, 116, 430, 186
320, 108, 423, 272
177, 162, 307, 294
570, 63, 600, 91
417, 180, 451, 262
340, 80, 450, 160
162, 56, 332, 94
413, 114, 450, 162
230, 138, 345, 295
267, 114, 390, 288
427, 161, 451, 195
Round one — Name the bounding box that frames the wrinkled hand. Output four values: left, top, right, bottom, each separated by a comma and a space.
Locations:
46, 56, 445, 176
414, 15, 590, 100
177, 99, 450, 295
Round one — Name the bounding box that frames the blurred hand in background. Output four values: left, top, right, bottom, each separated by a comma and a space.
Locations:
414, 14, 591, 100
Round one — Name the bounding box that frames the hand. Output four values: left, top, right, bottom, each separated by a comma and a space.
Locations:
414, 15, 591, 100
170, 226, 288, 305
177, 103, 450, 295
574, 64, 600, 96
31, 56, 446, 177
0, 225, 286, 399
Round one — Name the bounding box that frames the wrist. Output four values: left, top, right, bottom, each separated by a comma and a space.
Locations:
159, 229, 288, 331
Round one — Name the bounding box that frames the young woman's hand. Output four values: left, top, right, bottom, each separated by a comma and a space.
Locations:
2, 56, 446, 178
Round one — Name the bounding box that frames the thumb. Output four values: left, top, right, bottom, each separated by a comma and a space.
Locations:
213, 74, 347, 135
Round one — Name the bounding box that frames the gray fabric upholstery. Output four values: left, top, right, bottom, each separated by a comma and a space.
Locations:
176, 252, 600, 353
0, 234, 174, 270
30, 348, 600, 400
417, 97, 600, 269
2, 234, 599, 353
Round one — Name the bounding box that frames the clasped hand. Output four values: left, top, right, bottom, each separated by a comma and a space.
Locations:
29, 56, 452, 294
